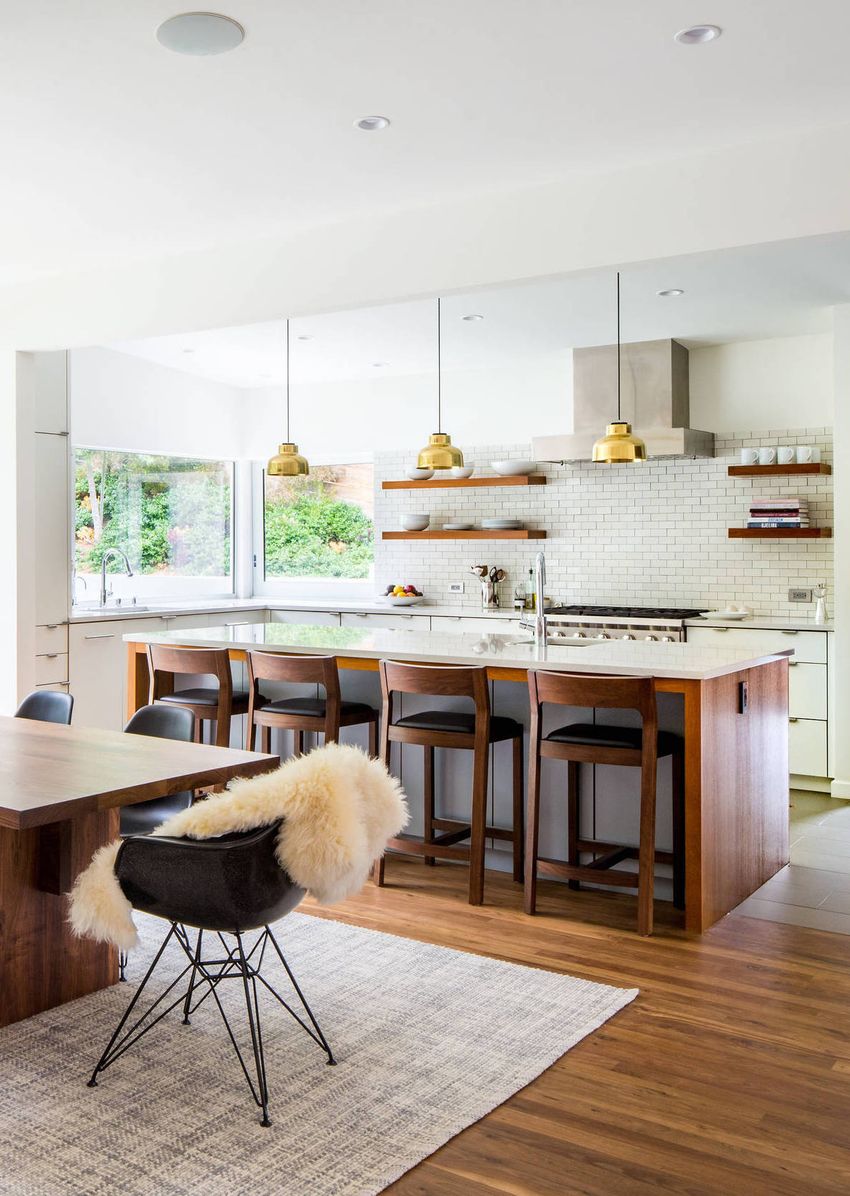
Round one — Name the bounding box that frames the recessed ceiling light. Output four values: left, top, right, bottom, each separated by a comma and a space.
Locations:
674, 24, 721, 45
354, 115, 390, 132
259, 372, 271, 379
296, 334, 314, 341
657, 288, 684, 297
462, 314, 484, 322
182, 347, 195, 354
157, 12, 245, 56
372, 361, 389, 368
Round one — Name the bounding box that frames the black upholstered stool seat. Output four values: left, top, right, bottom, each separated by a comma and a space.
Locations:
159, 687, 253, 709
395, 710, 522, 741
258, 696, 374, 720
546, 722, 680, 756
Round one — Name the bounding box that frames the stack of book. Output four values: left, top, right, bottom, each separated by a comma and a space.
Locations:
747, 498, 809, 529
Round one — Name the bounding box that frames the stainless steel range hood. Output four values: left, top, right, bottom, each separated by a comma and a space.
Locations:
532, 338, 714, 462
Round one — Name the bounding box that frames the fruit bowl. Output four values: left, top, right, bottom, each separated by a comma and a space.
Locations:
386, 595, 425, 606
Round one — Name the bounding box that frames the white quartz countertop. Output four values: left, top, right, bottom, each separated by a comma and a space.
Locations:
123, 620, 793, 682
71, 597, 833, 632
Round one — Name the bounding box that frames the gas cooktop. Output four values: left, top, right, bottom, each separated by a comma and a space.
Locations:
545, 605, 703, 620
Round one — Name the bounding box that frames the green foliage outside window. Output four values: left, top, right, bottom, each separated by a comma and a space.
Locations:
264, 465, 374, 579
74, 448, 232, 577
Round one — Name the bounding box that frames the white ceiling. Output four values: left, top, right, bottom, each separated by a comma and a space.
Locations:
109, 232, 850, 387
6, 1, 850, 286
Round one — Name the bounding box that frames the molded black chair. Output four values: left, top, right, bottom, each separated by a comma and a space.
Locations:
15, 690, 74, 724
120, 704, 195, 837
86, 821, 335, 1126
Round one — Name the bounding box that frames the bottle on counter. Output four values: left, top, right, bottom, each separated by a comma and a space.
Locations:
526, 567, 535, 610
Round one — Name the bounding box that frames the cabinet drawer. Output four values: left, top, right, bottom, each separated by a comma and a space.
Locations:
788, 663, 827, 720
35, 652, 68, 684
270, 609, 340, 627
789, 718, 828, 777
431, 615, 517, 634
341, 612, 420, 630
686, 625, 827, 663
36, 623, 68, 654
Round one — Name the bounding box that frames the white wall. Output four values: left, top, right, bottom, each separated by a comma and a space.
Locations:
70, 347, 244, 459
689, 334, 833, 432
831, 308, 850, 797
6, 120, 850, 351
0, 352, 22, 712
242, 355, 571, 460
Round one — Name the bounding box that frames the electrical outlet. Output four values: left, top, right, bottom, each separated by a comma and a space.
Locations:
788, 587, 812, 603
448, 582, 464, 594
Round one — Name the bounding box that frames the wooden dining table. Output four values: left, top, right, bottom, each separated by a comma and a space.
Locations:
0, 715, 277, 1028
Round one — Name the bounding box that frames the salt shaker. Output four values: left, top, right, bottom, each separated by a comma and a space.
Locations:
814, 580, 828, 625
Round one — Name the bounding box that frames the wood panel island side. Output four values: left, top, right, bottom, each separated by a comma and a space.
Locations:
125, 621, 792, 934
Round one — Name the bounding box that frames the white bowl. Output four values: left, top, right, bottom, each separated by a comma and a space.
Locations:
406, 468, 434, 481
401, 514, 430, 531
443, 522, 474, 530
450, 466, 474, 479
386, 595, 424, 606
491, 459, 537, 476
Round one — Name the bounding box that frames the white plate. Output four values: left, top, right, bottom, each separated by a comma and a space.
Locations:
385, 595, 424, 606
481, 519, 523, 529
699, 610, 750, 620
490, 460, 537, 476
443, 522, 474, 530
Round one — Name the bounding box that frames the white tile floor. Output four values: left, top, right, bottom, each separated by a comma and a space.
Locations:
733, 791, 850, 934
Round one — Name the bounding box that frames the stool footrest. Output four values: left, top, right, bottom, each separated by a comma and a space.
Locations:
431, 816, 514, 842
386, 834, 471, 863
575, 838, 675, 866
536, 857, 640, 888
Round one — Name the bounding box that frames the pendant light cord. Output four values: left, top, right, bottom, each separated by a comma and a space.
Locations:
616, 271, 621, 422
436, 297, 442, 433
285, 317, 291, 442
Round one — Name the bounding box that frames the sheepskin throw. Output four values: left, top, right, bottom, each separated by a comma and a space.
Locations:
69, 743, 408, 951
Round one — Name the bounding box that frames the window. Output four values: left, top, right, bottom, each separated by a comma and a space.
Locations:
73, 448, 233, 596
262, 463, 374, 582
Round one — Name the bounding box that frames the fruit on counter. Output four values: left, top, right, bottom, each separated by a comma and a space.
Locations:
384, 583, 423, 597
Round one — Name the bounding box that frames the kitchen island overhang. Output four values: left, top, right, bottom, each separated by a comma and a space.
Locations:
125, 622, 792, 933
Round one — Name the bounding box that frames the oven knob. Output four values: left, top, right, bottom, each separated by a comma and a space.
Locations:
594, 632, 609, 639
573, 631, 586, 639
661, 634, 674, 642
643, 634, 657, 641
622, 632, 636, 640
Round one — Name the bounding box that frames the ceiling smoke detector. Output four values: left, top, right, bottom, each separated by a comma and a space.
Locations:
354, 115, 391, 132
674, 24, 721, 45
156, 12, 245, 56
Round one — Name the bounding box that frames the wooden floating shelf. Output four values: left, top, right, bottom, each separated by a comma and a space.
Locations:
382, 529, 547, 540
728, 528, 832, 539
382, 474, 547, 490
727, 464, 831, 477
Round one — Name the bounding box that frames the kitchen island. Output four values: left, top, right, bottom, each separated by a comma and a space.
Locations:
125, 621, 793, 932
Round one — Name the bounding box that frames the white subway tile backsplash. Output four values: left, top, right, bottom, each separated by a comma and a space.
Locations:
374, 428, 833, 618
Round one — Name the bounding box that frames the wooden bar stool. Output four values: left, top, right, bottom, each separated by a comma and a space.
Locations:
245, 650, 378, 756
525, 670, 684, 936
148, 643, 255, 749
374, 660, 524, 905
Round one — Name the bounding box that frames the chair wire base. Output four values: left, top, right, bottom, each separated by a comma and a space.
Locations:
87, 922, 335, 1127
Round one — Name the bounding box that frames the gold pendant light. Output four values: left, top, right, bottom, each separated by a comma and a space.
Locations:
267, 318, 309, 477
417, 297, 464, 470
592, 272, 647, 464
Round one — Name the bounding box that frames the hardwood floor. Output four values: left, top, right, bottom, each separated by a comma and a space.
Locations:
304, 859, 850, 1195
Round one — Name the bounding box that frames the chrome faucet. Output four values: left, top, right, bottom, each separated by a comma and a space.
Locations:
99, 548, 133, 607
532, 550, 547, 646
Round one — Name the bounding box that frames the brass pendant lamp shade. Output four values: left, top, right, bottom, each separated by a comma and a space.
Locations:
267, 319, 309, 477
591, 273, 647, 465
416, 298, 464, 470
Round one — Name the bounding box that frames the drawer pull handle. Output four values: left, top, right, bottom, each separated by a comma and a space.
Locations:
781, 630, 799, 635
714, 626, 729, 633
43, 653, 58, 659
789, 717, 799, 723
45, 624, 59, 630
84, 633, 115, 640
788, 660, 798, 666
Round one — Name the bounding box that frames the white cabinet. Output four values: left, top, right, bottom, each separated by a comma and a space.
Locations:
34, 434, 69, 627
33, 351, 68, 433
69, 623, 128, 730
269, 609, 340, 627
35, 653, 68, 685
789, 719, 828, 778
431, 615, 517, 635
686, 624, 831, 781
340, 611, 422, 630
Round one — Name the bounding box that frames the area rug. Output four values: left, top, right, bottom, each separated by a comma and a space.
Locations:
0, 912, 637, 1196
